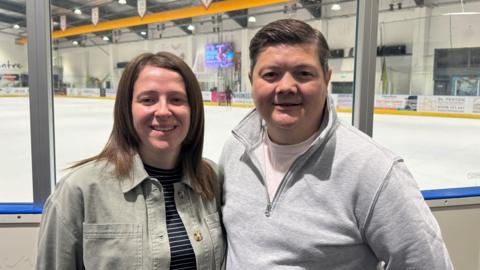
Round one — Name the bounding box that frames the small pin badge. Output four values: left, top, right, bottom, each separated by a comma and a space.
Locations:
194, 230, 203, 241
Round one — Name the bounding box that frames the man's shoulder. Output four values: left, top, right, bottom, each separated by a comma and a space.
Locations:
219, 134, 241, 163
335, 121, 400, 162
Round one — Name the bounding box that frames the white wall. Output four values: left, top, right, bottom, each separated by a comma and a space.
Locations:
53, 36, 189, 90
0, 34, 28, 87
0, 35, 28, 73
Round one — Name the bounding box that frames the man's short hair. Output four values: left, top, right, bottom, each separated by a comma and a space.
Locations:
249, 19, 330, 75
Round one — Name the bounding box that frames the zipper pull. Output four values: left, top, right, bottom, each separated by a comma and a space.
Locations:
265, 203, 272, 217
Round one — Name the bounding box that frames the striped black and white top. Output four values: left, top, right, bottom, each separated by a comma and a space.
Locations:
144, 163, 197, 270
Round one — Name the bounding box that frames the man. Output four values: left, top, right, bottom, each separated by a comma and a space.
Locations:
219, 19, 453, 269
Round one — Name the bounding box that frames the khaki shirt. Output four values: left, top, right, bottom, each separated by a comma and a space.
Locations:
36, 155, 225, 270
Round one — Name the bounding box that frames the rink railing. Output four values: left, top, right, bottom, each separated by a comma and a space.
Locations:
2, 187, 480, 216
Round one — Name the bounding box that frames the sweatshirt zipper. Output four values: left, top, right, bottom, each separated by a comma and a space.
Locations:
265, 147, 313, 217
233, 131, 313, 218
232, 132, 273, 215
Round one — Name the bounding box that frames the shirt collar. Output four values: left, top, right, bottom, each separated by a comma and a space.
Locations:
119, 154, 194, 193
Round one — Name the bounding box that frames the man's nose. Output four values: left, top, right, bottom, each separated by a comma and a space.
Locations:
276, 72, 298, 94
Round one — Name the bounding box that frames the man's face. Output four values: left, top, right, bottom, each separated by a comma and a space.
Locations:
250, 43, 331, 145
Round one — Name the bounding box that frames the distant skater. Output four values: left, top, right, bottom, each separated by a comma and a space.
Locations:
225, 86, 234, 107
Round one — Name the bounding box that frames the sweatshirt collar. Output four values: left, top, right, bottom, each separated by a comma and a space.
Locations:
232, 95, 338, 150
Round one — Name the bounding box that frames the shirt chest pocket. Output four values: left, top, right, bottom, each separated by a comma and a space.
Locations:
83, 223, 143, 270
204, 212, 226, 269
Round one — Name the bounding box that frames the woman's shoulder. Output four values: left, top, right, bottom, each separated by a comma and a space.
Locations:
203, 158, 218, 171
202, 158, 223, 208
203, 158, 222, 183
57, 159, 115, 192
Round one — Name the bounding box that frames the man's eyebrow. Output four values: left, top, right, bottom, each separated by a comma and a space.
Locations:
294, 64, 318, 69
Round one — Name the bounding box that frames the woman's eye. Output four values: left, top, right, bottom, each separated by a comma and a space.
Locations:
139, 97, 155, 104
170, 96, 186, 104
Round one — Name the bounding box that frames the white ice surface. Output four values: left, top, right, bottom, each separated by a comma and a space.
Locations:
1, 97, 480, 202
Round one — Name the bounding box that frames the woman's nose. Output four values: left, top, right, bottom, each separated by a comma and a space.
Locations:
154, 100, 172, 117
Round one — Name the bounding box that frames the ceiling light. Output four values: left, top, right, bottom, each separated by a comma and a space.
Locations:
13, 24, 20, 29
73, 8, 82, 15
248, 16, 256, 23
118, 0, 127, 4
187, 24, 195, 31
331, 4, 341, 11
443, 0, 480, 16
443, 11, 480, 15
72, 40, 79, 45
140, 31, 147, 36
102, 36, 109, 41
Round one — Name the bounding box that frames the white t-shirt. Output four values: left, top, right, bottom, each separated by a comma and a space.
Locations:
254, 129, 320, 200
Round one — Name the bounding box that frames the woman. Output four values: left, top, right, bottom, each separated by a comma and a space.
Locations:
36, 52, 225, 270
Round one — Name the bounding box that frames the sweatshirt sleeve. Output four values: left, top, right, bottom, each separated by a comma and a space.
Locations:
36, 180, 85, 270
363, 161, 453, 270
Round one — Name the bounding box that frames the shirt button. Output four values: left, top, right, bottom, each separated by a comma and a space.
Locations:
194, 230, 203, 241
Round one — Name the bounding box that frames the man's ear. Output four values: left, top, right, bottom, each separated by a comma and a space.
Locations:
325, 69, 332, 86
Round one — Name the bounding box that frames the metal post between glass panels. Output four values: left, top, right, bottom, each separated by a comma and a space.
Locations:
352, 0, 379, 136
26, 0, 56, 209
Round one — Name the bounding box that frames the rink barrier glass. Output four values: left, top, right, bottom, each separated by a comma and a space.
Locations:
1, 188, 480, 214
422, 187, 480, 201
0, 204, 43, 214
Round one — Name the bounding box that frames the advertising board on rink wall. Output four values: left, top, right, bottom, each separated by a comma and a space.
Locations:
331, 94, 418, 111
417, 96, 480, 114
330, 94, 480, 114
66, 88, 100, 97
201, 91, 211, 102
1, 87, 480, 115
0, 87, 28, 95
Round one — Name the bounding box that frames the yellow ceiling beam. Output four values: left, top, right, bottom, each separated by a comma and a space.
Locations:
16, 0, 289, 45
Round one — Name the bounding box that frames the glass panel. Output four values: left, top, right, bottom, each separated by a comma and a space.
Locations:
323, 1, 357, 124
0, 0, 32, 202
50, 1, 358, 172
373, 0, 480, 190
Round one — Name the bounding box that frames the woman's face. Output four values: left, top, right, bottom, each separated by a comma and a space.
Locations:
131, 65, 191, 168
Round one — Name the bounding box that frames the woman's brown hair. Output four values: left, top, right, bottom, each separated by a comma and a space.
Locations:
71, 52, 215, 200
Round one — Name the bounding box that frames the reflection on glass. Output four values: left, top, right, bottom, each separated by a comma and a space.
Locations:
49, 1, 359, 175
0, 0, 33, 202
373, 1, 480, 190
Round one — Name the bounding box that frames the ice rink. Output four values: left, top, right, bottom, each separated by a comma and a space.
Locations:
1, 97, 480, 202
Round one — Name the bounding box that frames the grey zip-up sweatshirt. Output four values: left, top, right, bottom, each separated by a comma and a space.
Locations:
219, 96, 453, 270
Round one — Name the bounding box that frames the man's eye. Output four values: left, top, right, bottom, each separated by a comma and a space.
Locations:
297, 71, 314, 78
262, 72, 277, 80
294, 70, 317, 82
